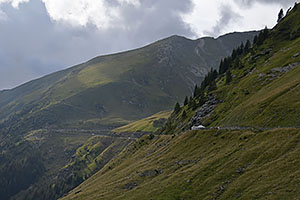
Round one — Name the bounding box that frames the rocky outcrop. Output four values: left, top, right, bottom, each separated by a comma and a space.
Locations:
258, 61, 300, 82
190, 95, 222, 127
271, 61, 300, 73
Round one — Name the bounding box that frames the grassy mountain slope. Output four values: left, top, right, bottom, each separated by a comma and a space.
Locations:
0, 32, 256, 134
62, 4, 300, 200
161, 4, 300, 133
205, 5, 300, 128
112, 110, 171, 134
62, 128, 300, 200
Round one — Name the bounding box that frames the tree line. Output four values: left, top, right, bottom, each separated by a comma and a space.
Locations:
172, 26, 272, 114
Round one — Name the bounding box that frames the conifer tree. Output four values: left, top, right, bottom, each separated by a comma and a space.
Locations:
182, 110, 187, 118
244, 40, 251, 53
174, 102, 181, 113
188, 97, 195, 109
193, 85, 200, 98
253, 35, 258, 44
184, 96, 189, 106
277, 8, 284, 22
226, 70, 232, 84
208, 80, 217, 91
212, 69, 218, 80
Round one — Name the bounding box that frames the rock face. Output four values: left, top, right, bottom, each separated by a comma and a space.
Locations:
190, 95, 221, 127
271, 62, 300, 73
258, 61, 300, 82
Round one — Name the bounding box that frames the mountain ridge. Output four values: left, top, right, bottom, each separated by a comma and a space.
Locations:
0, 31, 257, 133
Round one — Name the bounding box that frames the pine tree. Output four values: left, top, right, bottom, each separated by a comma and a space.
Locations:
253, 35, 258, 44
226, 70, 232, 84
208, 80, 217, 91
193, 85, 200, 98
188, 97, 195, 109
198, 92, 206, 106
219, 59, 224, 74
184, 96, 189, 106
263, 26, 269, 39
244, 40, 251, 53
277, 8, 284, 22
256, 27, 269, 46
237, 43, 244, 55
174, 102, 181, 113
201, 76, 208, 90
212, 69, 218, 80
182, 110, 187, 118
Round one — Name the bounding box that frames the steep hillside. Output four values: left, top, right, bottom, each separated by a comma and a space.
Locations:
0, 32, 256, 134
62, 128, 300, 200
161, 3, 300, 133
205, 4, 300, 128
62, 3, 300, 200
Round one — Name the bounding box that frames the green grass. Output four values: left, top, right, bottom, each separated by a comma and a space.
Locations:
205, 33, 300, 128
62, 128, 300, 200
113, 110, 172, 134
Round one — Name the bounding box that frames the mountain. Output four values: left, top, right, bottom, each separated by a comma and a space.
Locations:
61, 3, 300, 200
0, 30, 257, 200
0, 32, 257, 134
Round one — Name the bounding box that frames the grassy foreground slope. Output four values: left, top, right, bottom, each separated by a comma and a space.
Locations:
62, 128, 300, 200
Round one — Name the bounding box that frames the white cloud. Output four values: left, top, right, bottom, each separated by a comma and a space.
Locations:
41, 0, 141, 29
182, 1, 220, 38
184, 0, 297, 37
0, 0, 29, 8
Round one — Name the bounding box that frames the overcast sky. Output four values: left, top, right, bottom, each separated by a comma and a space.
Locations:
0, 0, 298, 89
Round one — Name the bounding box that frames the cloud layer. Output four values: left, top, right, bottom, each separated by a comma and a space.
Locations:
234, 0, 297, 7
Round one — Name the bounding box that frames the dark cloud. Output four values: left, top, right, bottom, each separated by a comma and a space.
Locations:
234, 0, 298, 7
0, 0, 195, 89
204, 4, 242, 37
